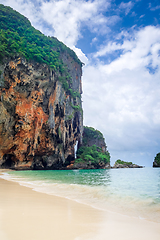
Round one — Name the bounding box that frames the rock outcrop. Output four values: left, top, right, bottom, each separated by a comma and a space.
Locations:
67, 126, 110, 169
82, 126, 107, 152
153, 153, 160, 167
112, 160, 143, 168
71, 160, 110, 170
112, 163, 143, 168
0, 56, 83, 170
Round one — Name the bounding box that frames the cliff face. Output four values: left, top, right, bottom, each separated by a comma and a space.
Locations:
0, 56, 83, 170
0, 5, 111, 170
82, 127, 107, 152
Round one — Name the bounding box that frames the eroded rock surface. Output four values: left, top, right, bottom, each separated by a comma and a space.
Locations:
0, 56, 83, 169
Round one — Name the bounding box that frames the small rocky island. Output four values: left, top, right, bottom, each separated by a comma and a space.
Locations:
153, 153, 160, 167
112, 159, 143, 168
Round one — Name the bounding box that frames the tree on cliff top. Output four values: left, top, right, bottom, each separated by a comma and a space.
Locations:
0, 4, 82, 69
0, 4, 83, 100
115, 159, 133, 166
76, 144, 110, 166
82, 126, 105, 146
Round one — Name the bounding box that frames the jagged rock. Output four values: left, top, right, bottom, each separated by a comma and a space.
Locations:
153, 153, 160, 167
67, 161, 110, 170
0, 56, 83, 169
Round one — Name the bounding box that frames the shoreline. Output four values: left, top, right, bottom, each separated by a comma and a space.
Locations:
0, 171, 160, 240
0, 177, 104, 240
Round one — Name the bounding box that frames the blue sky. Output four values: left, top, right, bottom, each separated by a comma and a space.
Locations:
1, 0, 160, 166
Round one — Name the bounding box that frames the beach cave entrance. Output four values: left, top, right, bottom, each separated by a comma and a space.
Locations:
2, 154, 15, 168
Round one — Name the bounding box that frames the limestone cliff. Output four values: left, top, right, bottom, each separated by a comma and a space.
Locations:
0, 4, 84, 170
0, 5, 111, 170
0, 56, 83, 170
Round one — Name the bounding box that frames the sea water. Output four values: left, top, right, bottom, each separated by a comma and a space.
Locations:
1, 168, 160, 222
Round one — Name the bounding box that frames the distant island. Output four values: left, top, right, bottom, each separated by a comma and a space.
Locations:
112, 159, 143, 168
153, 153, 160, 167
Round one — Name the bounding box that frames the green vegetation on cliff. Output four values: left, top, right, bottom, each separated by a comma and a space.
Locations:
82, 126, 104, 146
0, 3, 83, 106
153, 153, 160, 167
0, 4, 82, 69
75, 144, 110, 165
75, 127, 110, 167
113, 159, 143, 168
115, 159, 133, 166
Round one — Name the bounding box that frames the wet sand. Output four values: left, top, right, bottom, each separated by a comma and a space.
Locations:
0, 174, 160, 240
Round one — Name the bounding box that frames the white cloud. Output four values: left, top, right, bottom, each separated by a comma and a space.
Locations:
140, 14, 145, 18
86, 13, 120, 36
91, 37, 98, 45
119, 1, 134, 15
82, 26, 160, 166
0, 0, 39, 25
149, 4, 160, 11
95, 26, 160, 73
1, 0, 114, 49
40, 0, 112, 47
83, 64, 160, 165
72, 46, 88, 65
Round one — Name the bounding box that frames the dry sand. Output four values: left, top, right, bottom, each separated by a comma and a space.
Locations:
0, 173, 160, 240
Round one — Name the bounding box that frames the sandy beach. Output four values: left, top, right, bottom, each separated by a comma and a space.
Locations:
0, 172, 160, 240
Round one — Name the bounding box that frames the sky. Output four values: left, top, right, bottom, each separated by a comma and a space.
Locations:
0, 0, 160, 166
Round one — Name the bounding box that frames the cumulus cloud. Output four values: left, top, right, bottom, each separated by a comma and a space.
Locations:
83, 65, 160, 165
5, 0, 111, 47
40, 0, 113, 47
119, 1, 135, 15
82, 26, 160, 165
94, 26, 160, 73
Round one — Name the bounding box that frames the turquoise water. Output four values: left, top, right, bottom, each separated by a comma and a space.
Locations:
1, 168, 160, 222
